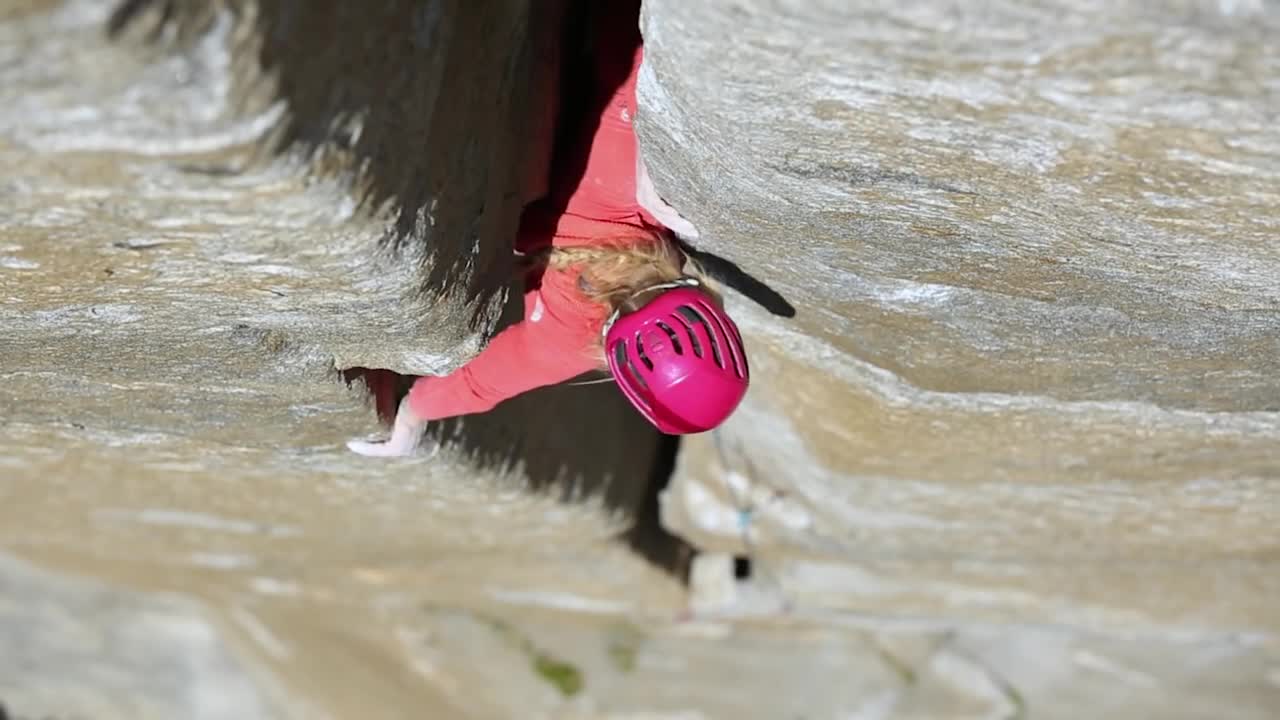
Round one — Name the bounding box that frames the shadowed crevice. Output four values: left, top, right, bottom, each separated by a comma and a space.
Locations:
107, 0, 559, 330
680, 242, 798, 318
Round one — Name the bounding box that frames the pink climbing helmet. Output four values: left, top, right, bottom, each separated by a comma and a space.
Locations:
603, 277, 750, 434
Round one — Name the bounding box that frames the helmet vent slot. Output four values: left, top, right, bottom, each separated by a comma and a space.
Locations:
672, 312, 703, 358
634, 333, 655, 371
693, 298, 742, 375
676, 304, 723, 368
614, 342, 650, 394
656, 321, 683, 355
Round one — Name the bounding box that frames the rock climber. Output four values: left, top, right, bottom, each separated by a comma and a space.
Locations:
348, 0, 750, 457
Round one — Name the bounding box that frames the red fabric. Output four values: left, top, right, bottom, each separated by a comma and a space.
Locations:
407, 7, 664, 421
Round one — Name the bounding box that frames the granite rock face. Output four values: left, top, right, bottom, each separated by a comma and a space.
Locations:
637, 0, 1280, 713
0, 553, 279, 720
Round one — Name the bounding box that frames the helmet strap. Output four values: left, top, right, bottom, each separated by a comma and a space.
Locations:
600, 276, 703, 342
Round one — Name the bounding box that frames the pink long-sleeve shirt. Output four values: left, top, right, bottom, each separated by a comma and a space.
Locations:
406, 12, 665, 421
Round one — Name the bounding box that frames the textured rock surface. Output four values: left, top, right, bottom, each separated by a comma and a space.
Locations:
637, 0, 1280, 713
0, 552, 280, 720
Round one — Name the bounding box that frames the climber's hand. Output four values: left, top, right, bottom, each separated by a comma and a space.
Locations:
346, 435, 420, 457
347, 399, 429, 458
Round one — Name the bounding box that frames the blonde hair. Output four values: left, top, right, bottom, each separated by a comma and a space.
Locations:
530, 228, 720, 364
